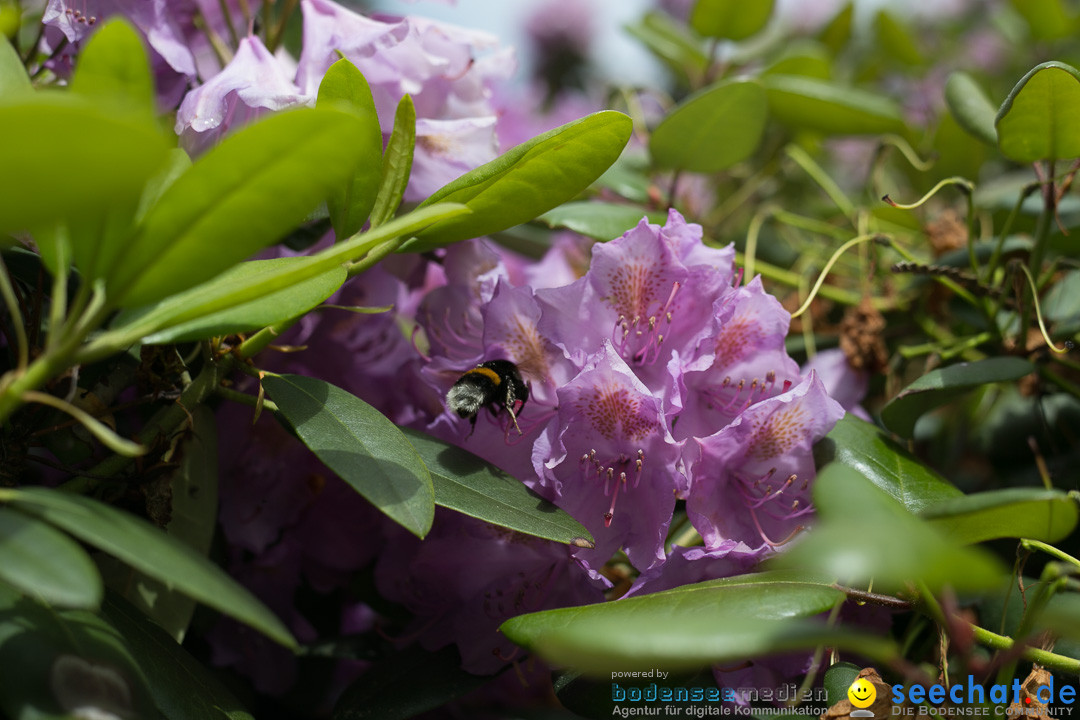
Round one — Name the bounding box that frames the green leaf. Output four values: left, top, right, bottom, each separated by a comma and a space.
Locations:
762, 75, 906, 135
770, 465, 1004, 594
370, 95, 416, 228
0, 508, 102, 609
1009, 0, 1075, 40
873, 10, 923, 66
402, 429, 592, 546
133, 259, 345, 344
539, 202, 667, 240
263, 374, 434, 538
101, 592, 254, 720
86, 203, 468, 359
996, 61, 1080, 163
402, 111, 633, 252
650, 79, 767, 172
763, 42, 832, 80
1043, 269, 1080, 324
0, 35, 31, 97
68, 18, 154, 114
944, 72, 998, 147
819, 2, 854, 55
690, 0, 774, 41
0, 583, 158, 720
333, 644, 490, 720
813, 414, 963, 513
317, 59, 383, 239
98, 406, 219, 642
921, 488, 1079, 544
111, 107, 370, 308
500, 571, 894, 676
824, 662, 863, 706
880, 357, 1036, 439
2, 487, 296, 649
0, 94, 169, 238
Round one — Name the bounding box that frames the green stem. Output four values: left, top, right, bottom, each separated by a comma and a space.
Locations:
1021, 539, 1080, 570
0, 253, 28, 371
971, 624, 1080, 674
740, 253, 895, 310
785, 144, 856, 224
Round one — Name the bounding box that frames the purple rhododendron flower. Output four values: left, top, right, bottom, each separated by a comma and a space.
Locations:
175, 35, 306, 154
686, 372, 843, 552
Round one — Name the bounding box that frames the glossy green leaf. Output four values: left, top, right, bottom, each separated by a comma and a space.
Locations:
370, 94, 416, 228
650, 80, 767, 172
824, 662, 862, 706
880, 357, 1036, 438
333, 644, 490, 720
0, 508, 101, 609
921, 488, 1079, 544
68, 18, 154, 114
624, 12, 709, 87
771, 465, 1004, 593
1, 487, 296, 649
945, 72, 998, 147
996, 62, 1080, 163
501, 572, 895, 676
317, 59, 383, 239
690, 0, 774, 41
763, 75, 906, 135
539, 202, 666, 240
0, 94, 169, 238
264, 374, 434, 538
813, 414, 963, 513
138, 260, 345, 344
0, 583, 158, 720
402, 429, 592, 546
98, 406, 218, 642
101, 593, 254, 720
87, 203, 468, 359
1009, 0, 1074, 40
0, 35, 31, 97
111, 107, 369, 308
874, 10, 923, 66
402, 111, 633, 252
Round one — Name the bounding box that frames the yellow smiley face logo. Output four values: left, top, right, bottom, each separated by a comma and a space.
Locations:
848, 678, 876, 709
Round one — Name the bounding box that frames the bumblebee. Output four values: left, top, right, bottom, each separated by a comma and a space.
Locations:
446, 360, 528, 435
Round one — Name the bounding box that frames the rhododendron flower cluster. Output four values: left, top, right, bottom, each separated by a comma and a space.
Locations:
248, 209, 844, 676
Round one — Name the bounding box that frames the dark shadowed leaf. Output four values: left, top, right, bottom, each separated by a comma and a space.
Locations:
401, 111, 632, 252
102, 593, 254, 720
264, 374, 434, 538
0, 583, 158, 720
880, 357, 1035, 438
333, 644, 490, 720
403, 429, 592, 545
2, 487, 295, 648
0, 508, 101, 609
